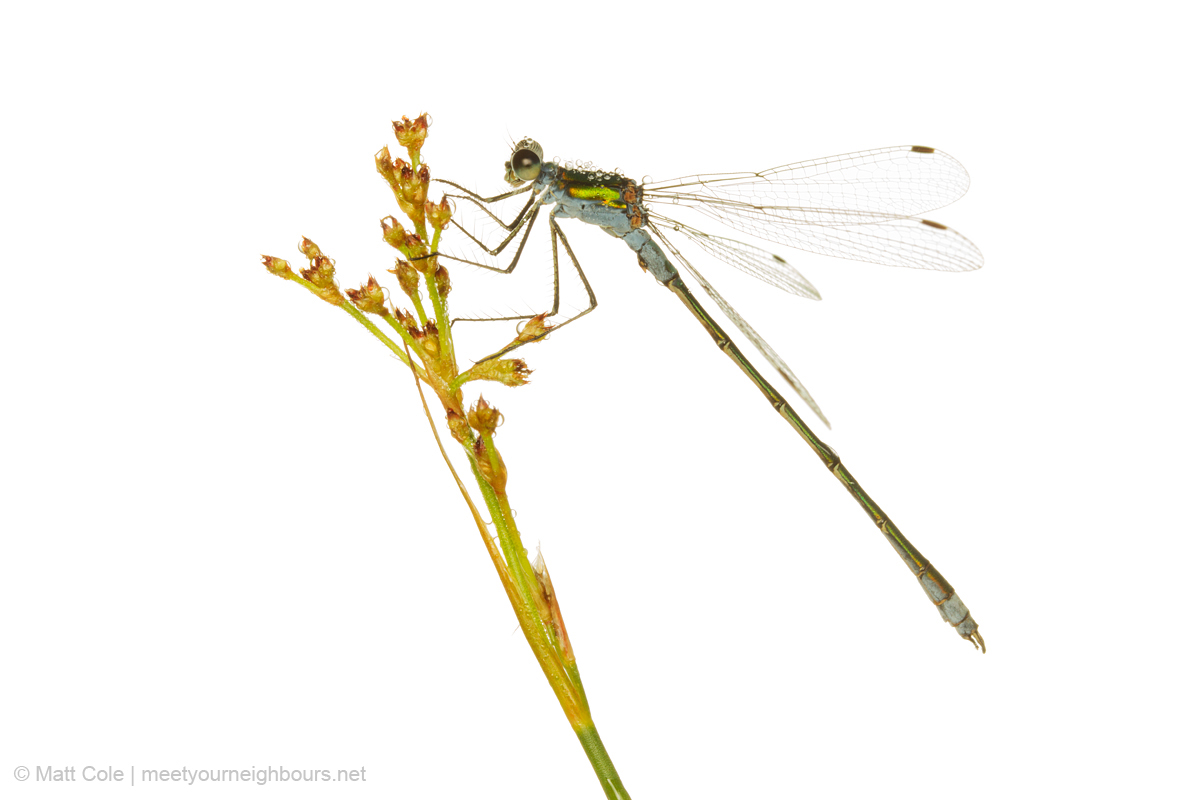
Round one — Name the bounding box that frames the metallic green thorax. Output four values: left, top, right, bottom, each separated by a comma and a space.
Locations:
558, 168, 639, 209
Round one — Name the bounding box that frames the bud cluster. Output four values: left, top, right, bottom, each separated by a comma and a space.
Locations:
297, 237, 343, 306
374, 147, 430, 228
460, 358, 532, 388
258, 117, 606, 726
467, 397, 503, 436
380, 216, 429, 261
391, 114, 429, 161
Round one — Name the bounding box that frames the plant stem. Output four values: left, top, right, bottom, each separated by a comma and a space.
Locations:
577, 724, 633, 800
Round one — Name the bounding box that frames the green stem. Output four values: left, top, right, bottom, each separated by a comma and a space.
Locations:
425, 228, 456, 369
577, 724, 632, 800
565, 660, 590, 715
287, 273, 426, 380
408, 286, 430, 328
463, 451, 589, 715
338, 302, 426, 379
466, 448, 540, 624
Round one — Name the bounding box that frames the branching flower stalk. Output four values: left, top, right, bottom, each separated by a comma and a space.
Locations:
259, 115, 630, 800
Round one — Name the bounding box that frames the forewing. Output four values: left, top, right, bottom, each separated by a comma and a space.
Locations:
645, 146, 970, 218
644, 145, 982, 273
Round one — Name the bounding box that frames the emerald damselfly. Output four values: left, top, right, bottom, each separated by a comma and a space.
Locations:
435, 139, 985, 650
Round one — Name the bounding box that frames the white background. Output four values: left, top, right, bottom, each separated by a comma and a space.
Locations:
3, 1, 1195, 798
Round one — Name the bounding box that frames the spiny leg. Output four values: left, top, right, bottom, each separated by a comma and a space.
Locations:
435, 178, 534, 208
434, 201, 542, 275
434, 178, 540, 256
470, 211, 599, 363
422, 180, 549, 340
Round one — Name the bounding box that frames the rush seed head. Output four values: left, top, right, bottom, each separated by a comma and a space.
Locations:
434, 265, 451, 299
380, 216, 427, 260
389, 258, 421, 300
346, 275, 387, 315
391, 113, 429, 157
467, 397, 503, 436
427, 196, 453, 231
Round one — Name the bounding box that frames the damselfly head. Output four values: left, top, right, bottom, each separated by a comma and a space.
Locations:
504, 138, 544, 186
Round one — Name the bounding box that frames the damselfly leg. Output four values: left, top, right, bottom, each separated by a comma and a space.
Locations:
433, 179, 598, 358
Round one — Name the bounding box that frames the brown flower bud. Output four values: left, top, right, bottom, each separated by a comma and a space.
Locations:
426, 196, 453, 231
393, 308, 420, 337
413, 319, 440, 358
380, 216, 426, 259
434, 265, 451, 299
516, 313, 553, 345
346, 275, 387, 315
392, 114, 429, 153
299, 255, 343, 306
405, 232, 428, 262
388, 258, 420, 300
375, 146, 398, 190
460, 358, 531, 387
298, 237, 324, 262
467, 397, 503, 435
394, 160, 422, 209
261, 255, 293, 278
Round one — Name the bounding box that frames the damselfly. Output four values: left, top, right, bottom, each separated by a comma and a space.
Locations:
435, 140, 985, 651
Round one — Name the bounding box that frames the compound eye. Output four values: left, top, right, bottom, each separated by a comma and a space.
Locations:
506, 138, 544, 182
510, 148, 542, 182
